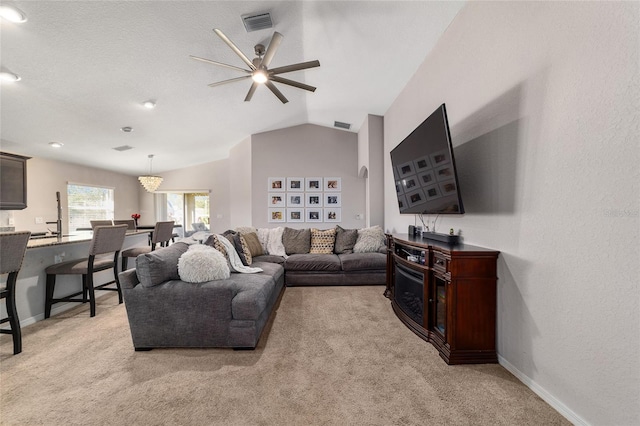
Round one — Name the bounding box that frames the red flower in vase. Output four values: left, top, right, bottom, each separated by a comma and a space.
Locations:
131, 214, 141, 220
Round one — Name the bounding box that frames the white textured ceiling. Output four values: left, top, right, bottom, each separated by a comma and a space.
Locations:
0, 1, 464, 175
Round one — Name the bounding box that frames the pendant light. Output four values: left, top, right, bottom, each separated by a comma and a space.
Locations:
138, 154, 163, 192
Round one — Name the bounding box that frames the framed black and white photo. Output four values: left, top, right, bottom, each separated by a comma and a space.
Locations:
439, 180, 458, 196
305, 177, 323, 192
324, 177, 341, 192
305, 208, 322, 223
268, 177, 285, 192
268, 193, 285, 207
418, 170, 436, 187
324, 193, 342, 207
287, 192, 304, 207
423, 184, 442, 201
397, 161, 415, 179
413, 155, 432, 172
306, 193, 323, 207
324, 208, 341, 222
287, 177, 304, 191
402, 176, 418, 191
287, 208, 304, 223
430, 150, 450, 167
406, 189, 427, 208
435, 164, 454, 182
268, 208, 285, 223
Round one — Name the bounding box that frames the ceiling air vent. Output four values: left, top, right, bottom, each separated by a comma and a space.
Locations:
334, 121, 351, 130
242, 12, 273, 32
113, 145, 134, 152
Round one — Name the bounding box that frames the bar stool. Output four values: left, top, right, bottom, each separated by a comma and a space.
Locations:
121, 221, 174, 271
0, 231, 31, 355
45, 225, 127, 318
90, 220, 113, 229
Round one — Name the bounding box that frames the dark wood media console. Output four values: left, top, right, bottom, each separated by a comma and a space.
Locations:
385, 234, 500, 364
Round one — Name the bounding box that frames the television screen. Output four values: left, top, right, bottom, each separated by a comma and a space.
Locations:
390, 104, 464, 214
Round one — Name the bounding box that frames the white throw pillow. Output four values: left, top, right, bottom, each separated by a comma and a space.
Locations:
266, 227, 287, 257
256, 228, 270, 254
353, 225, 386, 253
178, 245, 230, 283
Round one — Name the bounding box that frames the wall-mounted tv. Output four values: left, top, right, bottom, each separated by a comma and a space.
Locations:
390, 104, 464, 214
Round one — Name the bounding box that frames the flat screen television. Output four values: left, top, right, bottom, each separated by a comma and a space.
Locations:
390, 104, 464, 215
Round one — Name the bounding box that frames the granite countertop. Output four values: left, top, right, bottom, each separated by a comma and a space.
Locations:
27, 230, 150, 249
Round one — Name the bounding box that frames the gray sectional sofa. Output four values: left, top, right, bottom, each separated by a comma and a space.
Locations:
119, 226, 387, 350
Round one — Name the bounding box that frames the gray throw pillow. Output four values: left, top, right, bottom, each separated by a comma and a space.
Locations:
136, 242, 189, 287
334, 225, 358, 254
282, 227, 311, 255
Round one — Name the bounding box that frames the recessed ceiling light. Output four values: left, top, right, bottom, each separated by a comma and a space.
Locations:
0, 71, 21, 82
121, 126, 133, 133
49, 142, 64, 148
143, 100, 156, 109
0, 5, 27, 23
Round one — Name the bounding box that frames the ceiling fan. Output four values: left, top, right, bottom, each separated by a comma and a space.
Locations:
190, 29, 320, 104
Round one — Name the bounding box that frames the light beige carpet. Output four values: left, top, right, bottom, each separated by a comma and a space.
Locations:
1, 286, 568, 425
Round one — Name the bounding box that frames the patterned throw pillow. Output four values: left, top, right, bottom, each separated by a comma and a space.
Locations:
234, 233, 253, 266
353, 225, 386, 253
310, 228, 336, 254
204, 234, 228, 258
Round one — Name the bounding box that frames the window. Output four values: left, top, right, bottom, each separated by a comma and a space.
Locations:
156, 191, 210, 234
67, 183, 114, 232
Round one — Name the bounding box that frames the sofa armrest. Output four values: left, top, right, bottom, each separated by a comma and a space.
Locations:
119, 268, 140, 289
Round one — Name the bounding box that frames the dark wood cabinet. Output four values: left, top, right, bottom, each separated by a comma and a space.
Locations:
386, 234, 499, 364
0, 152, 30, 210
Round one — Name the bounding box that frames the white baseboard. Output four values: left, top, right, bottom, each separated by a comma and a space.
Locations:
498, 354, 588, 426
19, 291, 115, 327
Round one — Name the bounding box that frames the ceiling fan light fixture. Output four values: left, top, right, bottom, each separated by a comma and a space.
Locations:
252, 69, 268, 84
143, 100, 156, 109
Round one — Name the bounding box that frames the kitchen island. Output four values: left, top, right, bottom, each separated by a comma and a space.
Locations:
2, 230, 150, 326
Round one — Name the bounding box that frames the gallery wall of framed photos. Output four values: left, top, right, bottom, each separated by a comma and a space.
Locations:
267, 177, 342, 223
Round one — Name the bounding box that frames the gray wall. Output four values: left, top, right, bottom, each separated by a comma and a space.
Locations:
251, 124, 366, 229
384, 2, 639, 425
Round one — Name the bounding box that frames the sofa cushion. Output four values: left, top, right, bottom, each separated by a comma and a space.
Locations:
178, 245, 230, 283
353, 225, 386, 253
234, 233, 253, 266
285, 254, 342, 272
309, 228, 336, 254
334, 225, 358, 254
242, 232, 264, 257
252, 254, 285, 265
136, 242, 189, 288
283, 227, 311, 255
339, 252, 387, 272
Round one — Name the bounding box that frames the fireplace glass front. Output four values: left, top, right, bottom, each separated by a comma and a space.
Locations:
394, 263, 424, 325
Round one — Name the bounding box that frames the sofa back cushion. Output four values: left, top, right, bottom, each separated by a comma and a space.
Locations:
310, 228, 336, 254
242, 232, 264, 257
283, 227, 311, 255
334, 225, 358, 254
136, 242, 189, 287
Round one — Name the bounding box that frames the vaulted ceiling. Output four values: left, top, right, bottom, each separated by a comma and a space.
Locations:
0, 1, 464, 175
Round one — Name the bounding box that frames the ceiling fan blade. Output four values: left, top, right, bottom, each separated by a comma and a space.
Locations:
261, 32, 283, 68
244, 82, 259, 102
213, 29, 256, 70
265, 81, 289, 104
189, 55, 251, 73
207, 75, 252, 87
270, 76, 316, 92
269, 60, 320, 75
